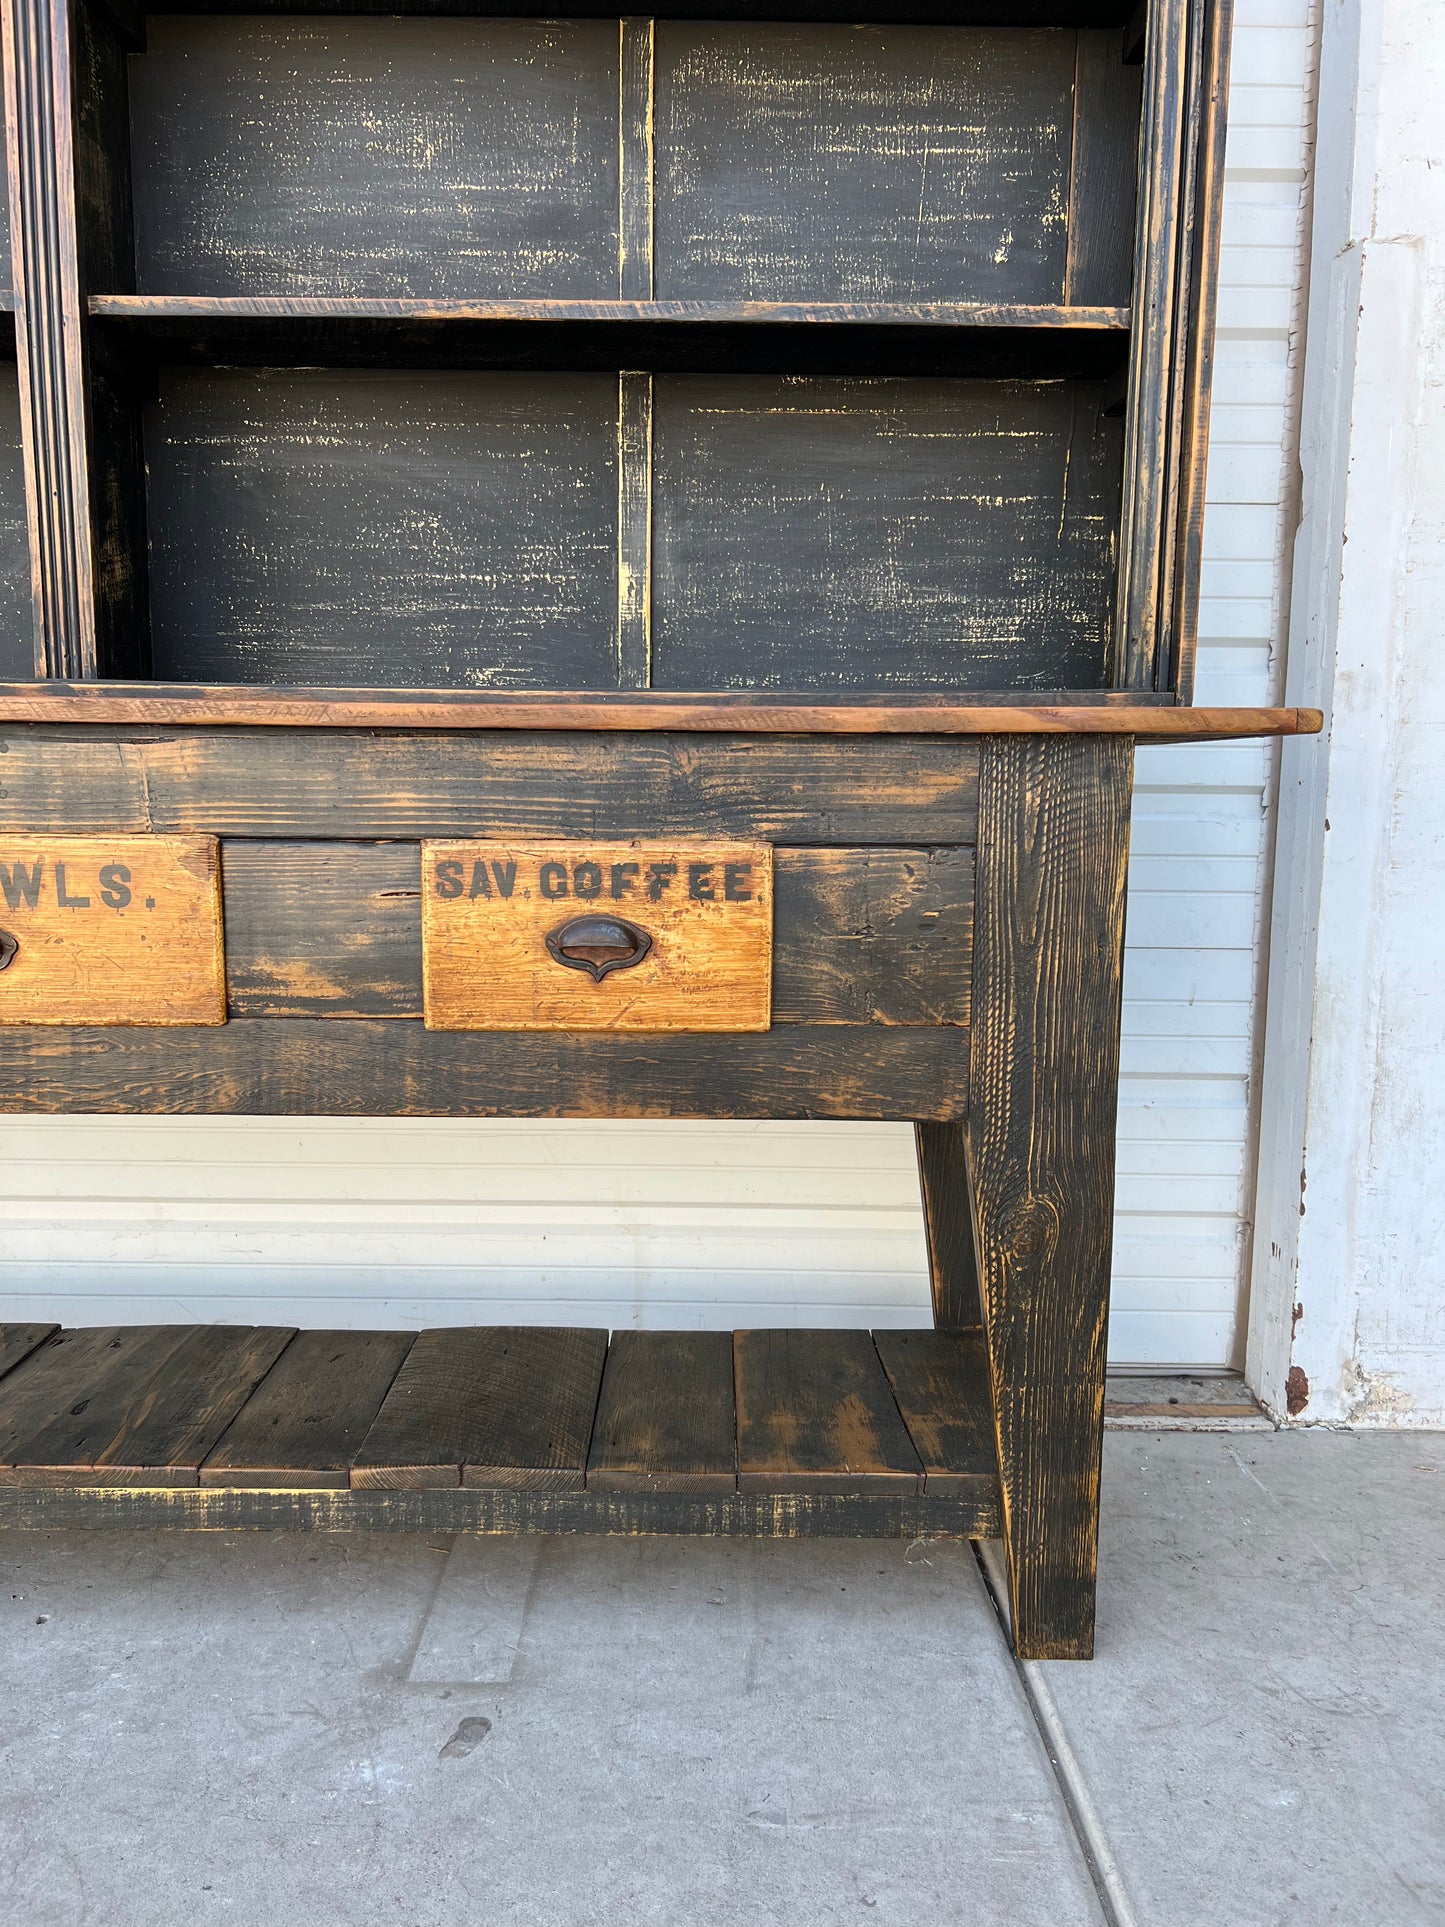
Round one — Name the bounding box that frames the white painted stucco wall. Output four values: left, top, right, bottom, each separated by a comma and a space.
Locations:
0, 4, 1322, 1369
1249, 0, 1445, 1424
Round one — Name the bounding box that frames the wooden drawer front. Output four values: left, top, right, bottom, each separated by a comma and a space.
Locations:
0, 835, 224, 1026
222, 841, 972, 1031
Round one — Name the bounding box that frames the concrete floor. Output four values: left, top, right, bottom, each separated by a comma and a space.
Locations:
0, 1432, 1441, 1927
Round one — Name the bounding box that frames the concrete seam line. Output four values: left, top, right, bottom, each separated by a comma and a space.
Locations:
973, 1540, 1144, 1927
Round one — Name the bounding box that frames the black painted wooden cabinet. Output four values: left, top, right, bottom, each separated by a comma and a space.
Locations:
0, 1, 1284, 1665
0, 0, 1229, 701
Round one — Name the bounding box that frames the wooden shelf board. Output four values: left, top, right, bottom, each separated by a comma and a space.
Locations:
0, 684, 1323, 740
0, 1323, 1002, 1527
90, 296, 1131, 329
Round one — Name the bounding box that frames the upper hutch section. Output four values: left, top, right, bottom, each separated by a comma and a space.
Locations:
0, 0, 1230, 698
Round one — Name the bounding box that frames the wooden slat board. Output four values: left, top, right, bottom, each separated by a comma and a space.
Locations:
0, 369, 30, 681
654, 24, 1120, 303
874, 1330, 997, 1497
353, 1327, 608, 1490
129, 18, 622, 299
422, 840, 772, 1032
146, 370, 620, 688
0, 1323, 59, 1383
0, 1483, 1000, 1542
587, 1331, 736, 1493
0, 1328, 177, 1474
0, 729, 980, 844
222, 841, 972, 1026
0, 1325, 294, 1484
650, 375, 1124, 691
0, 1021, 966, 1120
0, 835, 225, 1025
200, 1330, 415, 1488
0, 1325, 1001, 1518
734, 1329, 923, 1494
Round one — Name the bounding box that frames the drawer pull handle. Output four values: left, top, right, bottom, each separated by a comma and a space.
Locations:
546, 914, 653, 983
0, 928, 17, 972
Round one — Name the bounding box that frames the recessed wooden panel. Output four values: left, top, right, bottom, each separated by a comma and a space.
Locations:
651, 375, 1124, 690
654, 24, 1087, 302
422, 841, 773, 1032
129, 17, 622, 297
144, 370, 619, 687
0, 365, 31, 680
0, 835, 224, 1025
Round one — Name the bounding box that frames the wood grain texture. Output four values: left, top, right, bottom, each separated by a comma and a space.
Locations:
618, 18, 655, 300
144, 369, 620, 688
734, 1329, 923, 1494
0, 695, 1322, 740
616, 370, 653, 687
873, 1329, 997, 1497
0, 1481, 1000, 1541
0, 1324, 294, 1483
0, 1020, 967, 1119
3, 0, 95, 675
653, 23, 1085, 302
422, 838, 771, 1032
650, 374, 1124, 691
969, 734, 1132, 1659
1167, 0, 1233, 704
221, 842, 971, 1027
88, 295, 1131, 329
0, 727, 982, 841
0, 833, 224, 1024
0, 1326, 175, 1471
1115, 0, 1189, 689
222, 841, 424, 1019
914, 1120, 984, 1327
0, 1322, 58, 1382
129, 17, 622, 298
0, 367, 33, 678
200, 1330, 415, 1488
352, 1327, 608, 1490
1065, 32, 1143, 306
587, 1330, 736, 1492
774, 849, 973, 1028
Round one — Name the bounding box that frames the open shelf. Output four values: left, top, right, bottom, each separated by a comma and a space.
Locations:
0, 1322, 1001, 1535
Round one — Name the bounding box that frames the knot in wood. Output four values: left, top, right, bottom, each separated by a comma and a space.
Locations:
997, 1194, 1061, 1269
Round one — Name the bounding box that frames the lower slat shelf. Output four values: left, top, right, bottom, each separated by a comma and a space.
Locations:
0, 1322, 1001, 1535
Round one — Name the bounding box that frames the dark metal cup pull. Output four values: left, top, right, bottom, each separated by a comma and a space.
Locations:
0, 928, 17, 972
545, 914, 653, 983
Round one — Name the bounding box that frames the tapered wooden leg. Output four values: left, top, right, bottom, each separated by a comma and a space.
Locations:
968, 735, 1132, 1660
914, 1121, 983, 1329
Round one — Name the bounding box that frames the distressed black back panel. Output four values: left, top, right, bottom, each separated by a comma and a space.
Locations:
128, 17, 622, 297
656, 24, 1085, 301
0, 366, 32, 678
650, 375, 1122, 689
145, 370, 620, 687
